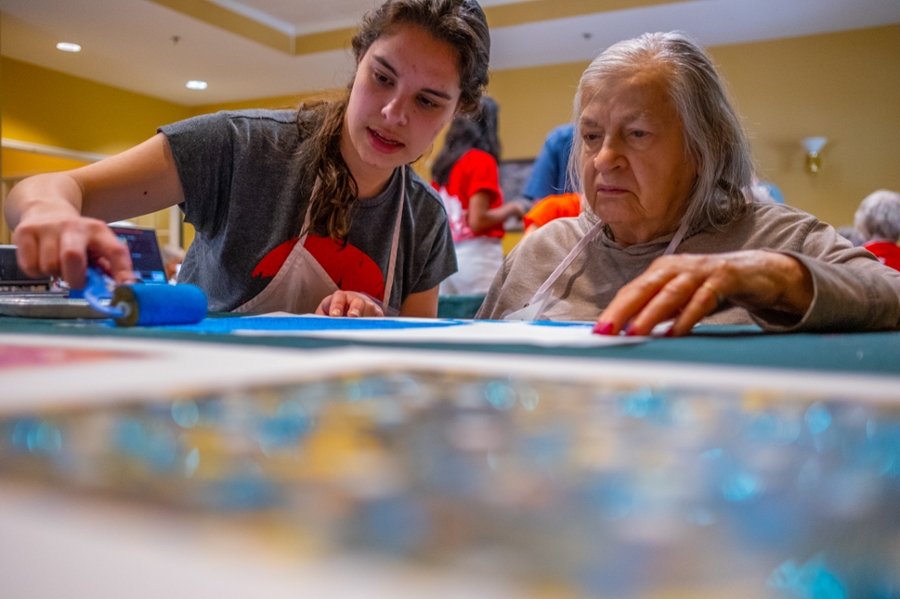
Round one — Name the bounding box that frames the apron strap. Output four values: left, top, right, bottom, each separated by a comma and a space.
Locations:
531, 219, 605, 300
664, 218, 689, 256
515, 216, 690, 320
381, 165, 405, 313
298, 178, 319, 244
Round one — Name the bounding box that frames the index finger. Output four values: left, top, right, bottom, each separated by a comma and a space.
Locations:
88, 226, 135, 285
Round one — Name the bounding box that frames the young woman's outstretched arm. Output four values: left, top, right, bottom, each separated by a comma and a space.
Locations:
5, 133, 184, 288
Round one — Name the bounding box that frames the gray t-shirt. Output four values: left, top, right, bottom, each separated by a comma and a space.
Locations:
160, 109, 456, 313
477, 203, 900, 332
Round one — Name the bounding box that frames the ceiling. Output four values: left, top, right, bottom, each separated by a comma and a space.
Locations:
2, 0, 899, 107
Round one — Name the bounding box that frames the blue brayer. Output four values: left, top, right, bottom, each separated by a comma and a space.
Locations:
81, 267, 207, 327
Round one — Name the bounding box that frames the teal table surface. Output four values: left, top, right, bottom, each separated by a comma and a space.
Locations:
436, 295, 485, 319
1, 315, 898, 377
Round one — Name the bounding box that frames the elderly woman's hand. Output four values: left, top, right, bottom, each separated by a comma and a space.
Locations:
594, 250, 814, 337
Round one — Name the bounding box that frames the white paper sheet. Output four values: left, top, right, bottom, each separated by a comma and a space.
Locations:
235, 316, 646, 347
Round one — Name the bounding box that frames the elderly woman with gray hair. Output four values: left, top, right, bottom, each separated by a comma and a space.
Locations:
477, 32, 900, 336
854, 189, 900, 271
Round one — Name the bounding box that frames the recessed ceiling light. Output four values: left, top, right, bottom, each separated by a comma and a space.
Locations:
186, 80, 208, 90
56, 42, 82, 53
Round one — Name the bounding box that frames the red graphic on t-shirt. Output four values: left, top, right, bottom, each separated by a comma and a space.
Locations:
252, 239, 299, 278
251, 236, 385, 301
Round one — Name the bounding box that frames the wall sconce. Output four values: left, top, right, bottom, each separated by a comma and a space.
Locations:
802, 137, 827, 174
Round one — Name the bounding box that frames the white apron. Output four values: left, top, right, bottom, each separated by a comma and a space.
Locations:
503, 218, 689, 321
235, 168, 406, 316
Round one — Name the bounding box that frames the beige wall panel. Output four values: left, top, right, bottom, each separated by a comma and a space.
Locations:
487, 61, 588, 161
708, 25, 900, 227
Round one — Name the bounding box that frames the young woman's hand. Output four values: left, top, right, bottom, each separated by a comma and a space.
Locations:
4, 133, 185, 289
12, 210, 136, 289
316, 291, 385, 318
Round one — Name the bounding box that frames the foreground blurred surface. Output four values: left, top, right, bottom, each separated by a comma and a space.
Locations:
2, 364, 899, 598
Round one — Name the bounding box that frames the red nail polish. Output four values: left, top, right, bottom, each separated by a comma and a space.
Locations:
624, 324, 638, 336
592, 321, 613, 335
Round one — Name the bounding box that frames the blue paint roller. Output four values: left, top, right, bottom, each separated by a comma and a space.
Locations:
81, 267, 207, 327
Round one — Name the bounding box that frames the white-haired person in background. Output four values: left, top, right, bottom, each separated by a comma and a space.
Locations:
477, 31, 900, 336
854, 189, 900, 271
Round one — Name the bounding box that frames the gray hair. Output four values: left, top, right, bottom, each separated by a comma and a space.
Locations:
854, 189, 900, 243
569, 31, 754, 234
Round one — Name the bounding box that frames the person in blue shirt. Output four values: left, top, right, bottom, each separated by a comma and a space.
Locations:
522, 123, 576, 203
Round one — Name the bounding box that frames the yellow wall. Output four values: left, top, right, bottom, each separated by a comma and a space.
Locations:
711, 26, 900, 228
1, 57, 193, 243
487, 61, 586, 161
1, 149, 89, 177
2, 57, 191, 156
191, 90, 331, 116
0, 61, 344, 247
3, 24, 898, 242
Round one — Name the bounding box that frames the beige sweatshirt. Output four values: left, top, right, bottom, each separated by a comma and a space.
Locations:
477, 203, 900, 332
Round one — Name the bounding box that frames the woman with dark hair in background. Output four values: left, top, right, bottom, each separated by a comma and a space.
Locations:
431, 97, 526, 295
5, 0, 492, 318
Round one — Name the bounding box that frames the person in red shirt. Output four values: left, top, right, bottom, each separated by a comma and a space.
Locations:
431, 97, 526, 295
854, 189, 900, 271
